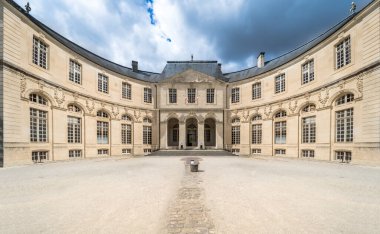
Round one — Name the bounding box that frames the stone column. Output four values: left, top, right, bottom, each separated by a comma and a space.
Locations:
160, 120, 167, 149
179, 119, 186, 150
198, 119, 205, 149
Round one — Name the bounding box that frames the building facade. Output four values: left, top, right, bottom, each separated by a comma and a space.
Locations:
0, 0, 379, 167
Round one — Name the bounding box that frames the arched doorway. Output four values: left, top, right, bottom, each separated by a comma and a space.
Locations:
186, 118, 198, 147
167, 118, 179, 147
204, 118, 216, 147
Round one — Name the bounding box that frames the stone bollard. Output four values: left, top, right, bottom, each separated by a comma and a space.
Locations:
190, 160, 199, 172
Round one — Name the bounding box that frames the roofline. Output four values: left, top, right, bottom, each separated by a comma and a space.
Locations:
167, 61, 218, 64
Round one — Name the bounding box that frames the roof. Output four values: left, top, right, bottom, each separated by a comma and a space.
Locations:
159, 61, 228, 82
6, 0, 365, 83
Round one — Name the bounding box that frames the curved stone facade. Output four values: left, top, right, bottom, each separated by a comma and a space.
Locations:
1, 0, 379, 166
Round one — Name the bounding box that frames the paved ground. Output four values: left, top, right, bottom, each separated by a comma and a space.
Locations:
1, 155, 380, 234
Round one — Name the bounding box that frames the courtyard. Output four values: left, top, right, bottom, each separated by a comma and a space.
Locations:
1, 154, 380, 234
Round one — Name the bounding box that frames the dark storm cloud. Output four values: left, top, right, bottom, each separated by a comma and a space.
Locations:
177, 0, 372, 69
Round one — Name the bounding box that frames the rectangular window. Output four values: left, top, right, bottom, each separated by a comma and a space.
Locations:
275, 74, 285, 93
122, 148, 131, 155
207, 88, 215, 103
335, 151, 352, 162
336, 37, 351, 69
32, 37, 48, 69
144, 149, 152, 155
302, 60, 314, 84
275, 149, 286, 155
121, 124, 132, 144
252, 149, 261, 154
68, 116, 81, 143
252, 124, 262, 144
275, 121, 286, 144
302, 150, 315, 158
144, 88, 152, 103
252, 83, 261, 100
30, 108, 48, 142
231, 88, 240, 103
98, 149, 109, 156
232, 149, 240, 155
122, 83, 132, 100
143, 126, 152, 144
69, 150, 82, 158
69, 60, 81, 84
232, 126, 240, 144
32, 151, 48, 163
336, 108, 353, 142
188, 88, 196, 103
302, 116, 316, 143
97, 121, 109, 144
98, 74, 108, 93
169, 88, 177, 104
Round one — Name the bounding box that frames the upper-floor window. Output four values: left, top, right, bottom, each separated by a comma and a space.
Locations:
336, 93, 354, 105
252, 83, 261, 100
207, 88, 215, 103
169, 88, 177, 104
32, 37, 48, 69
275, 74, 285, 93
98, 74, 108, 93
122, 83, 132, 100
144, 87, 152, 103
231, 87, 240, 103
302, 60, 314, 84
69, 60, 81, 84
29, 93, 48, 105
336, 37, 351, 69
188, 88, 196, 103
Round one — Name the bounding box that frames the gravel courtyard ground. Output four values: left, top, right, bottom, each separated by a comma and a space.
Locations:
1, 155, 380, 234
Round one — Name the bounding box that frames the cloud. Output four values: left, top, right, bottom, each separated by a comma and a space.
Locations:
14, 0, 372, 73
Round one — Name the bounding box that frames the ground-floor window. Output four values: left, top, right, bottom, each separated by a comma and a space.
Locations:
122, 148, 131, 155
121, 124, 132, 144
335, 151, 351, 162
143, 126, 152, 144
275, 149, 286, 155
97, 121, 109, 144
32, 151, 48, 163
252, 148, 261, 154
232, 126, 240, 144
275, 121, 286, 144
252, 124, 262, 144
302, 150, 314, 158
69, 150, 82, 158
98, 149, 109, 156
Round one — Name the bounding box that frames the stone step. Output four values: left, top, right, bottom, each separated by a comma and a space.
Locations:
149, 150, 236, 157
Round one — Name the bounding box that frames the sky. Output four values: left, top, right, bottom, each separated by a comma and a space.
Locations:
14, 0, 373, 73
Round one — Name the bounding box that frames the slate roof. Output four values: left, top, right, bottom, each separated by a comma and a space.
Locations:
6, 0, 363, 83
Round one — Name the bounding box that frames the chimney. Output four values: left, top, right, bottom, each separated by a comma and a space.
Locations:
217, 63, 222, 72
257, 52, 265, 68
132, 60, 138, 72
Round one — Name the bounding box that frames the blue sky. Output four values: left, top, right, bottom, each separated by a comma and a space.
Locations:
14, 0, 372, 72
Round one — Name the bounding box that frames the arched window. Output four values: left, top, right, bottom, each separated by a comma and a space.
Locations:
274, 111, 287, 118
122, 114, 132, 121
29, 93, 48, 105
336, 93, 354, 105
302, 104, 316, 113
68, 104, 82, 113
97, 110, 109, 118
143, 117, 152, 123
251, 115, 262, 121
232, 118, 240, 124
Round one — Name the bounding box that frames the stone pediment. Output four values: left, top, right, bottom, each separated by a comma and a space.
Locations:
161, 69, 218, 83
